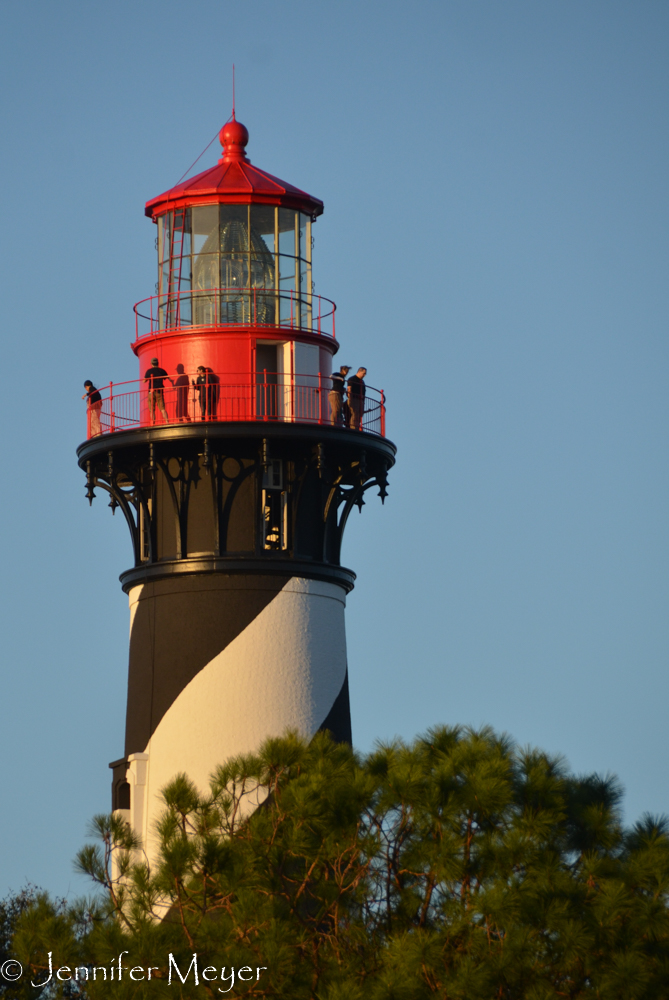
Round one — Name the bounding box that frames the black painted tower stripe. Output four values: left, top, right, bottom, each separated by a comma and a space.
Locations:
318, 668, 352, 745
125, 573, 291, 756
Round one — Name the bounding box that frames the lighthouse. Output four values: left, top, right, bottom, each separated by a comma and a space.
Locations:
77, 115, 396, 854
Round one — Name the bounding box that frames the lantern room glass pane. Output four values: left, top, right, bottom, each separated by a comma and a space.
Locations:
247, 206, 276, 323
220, 206, 248, 317
179, 227, 192, 290
220, 205, 249, 252
298, 213, 307, 264
193, 254, 219, 290
193, 283, 217, 325
250, 205, 278, 323
278, 219, 296, 285
158, 208, 191, 279
158, 213, 171, 263
278, 208, 296, 258
251, 205, 275, 256
192, 205, 219, 255
277, 209, 296, 325
299, 262, 308, 327
192, 205, 219, 324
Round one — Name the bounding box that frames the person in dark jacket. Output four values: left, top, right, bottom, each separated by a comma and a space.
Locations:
347, 367, 367, 430
82, 380, 103, 436
329, 365, 351, 425
195, 366, 219, 420
144, 357, 171, 423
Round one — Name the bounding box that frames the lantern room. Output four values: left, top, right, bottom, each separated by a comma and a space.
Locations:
132, 115, 336, 393
81, 116, 387, 438
155, 203, 313, 330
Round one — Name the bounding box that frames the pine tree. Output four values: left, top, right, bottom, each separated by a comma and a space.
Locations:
9, 727, 669, 998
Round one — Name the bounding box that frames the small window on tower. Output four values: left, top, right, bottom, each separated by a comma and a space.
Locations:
117, 781, 131, 811
262, 460, 288, 550
263, 459, 283, 490
140, 496, 152, 562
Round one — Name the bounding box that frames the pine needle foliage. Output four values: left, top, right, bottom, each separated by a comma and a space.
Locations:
9, 727, 669, 998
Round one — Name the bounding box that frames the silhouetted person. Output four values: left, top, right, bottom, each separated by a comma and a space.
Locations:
329, 364, 351, 425
82, 380, 102, 436
347, 367, 367, 431
195, 366, 219, 420
144, 357, 171, 423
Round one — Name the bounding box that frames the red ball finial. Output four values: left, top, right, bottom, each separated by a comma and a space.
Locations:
219, 115, 249, 162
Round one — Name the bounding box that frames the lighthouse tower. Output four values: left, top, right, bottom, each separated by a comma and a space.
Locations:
77, 116, 396, 853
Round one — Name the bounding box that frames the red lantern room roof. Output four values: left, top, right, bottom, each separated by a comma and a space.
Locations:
145, 115, 324, 220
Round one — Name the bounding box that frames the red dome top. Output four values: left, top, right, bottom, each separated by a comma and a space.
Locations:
219, 116, 249, 161
145, 118, 323, 220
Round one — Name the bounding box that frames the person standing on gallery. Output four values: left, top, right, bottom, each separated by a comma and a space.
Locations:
329, 364, 351, 425
347, 367, 367, 431
195, 366, 219, 421
82, 380, 103, 436
144, 357, 171, 423
174, 363, 191, 422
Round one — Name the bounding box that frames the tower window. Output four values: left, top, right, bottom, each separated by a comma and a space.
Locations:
263, 459, 283, 489
140, 496, 152, 562
262, 460, 287, 550
116, 781, 131, 811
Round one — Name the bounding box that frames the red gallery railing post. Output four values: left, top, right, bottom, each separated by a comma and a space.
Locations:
109, 381, 115, 433
380, 389, 386, 437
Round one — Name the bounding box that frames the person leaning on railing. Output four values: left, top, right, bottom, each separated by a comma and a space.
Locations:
144, 357, 171, 423
329, 364, 351, 425
347, 367, 367, 431
82, 380, 103, 436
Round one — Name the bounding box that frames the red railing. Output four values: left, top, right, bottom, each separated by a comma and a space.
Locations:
85, 373, 386, 440
134, 288, 336, 341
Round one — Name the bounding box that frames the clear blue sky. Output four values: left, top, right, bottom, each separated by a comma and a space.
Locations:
0, 0, 667, 898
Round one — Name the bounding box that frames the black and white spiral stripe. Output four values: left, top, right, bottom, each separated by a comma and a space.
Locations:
121, 574, 351, 853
